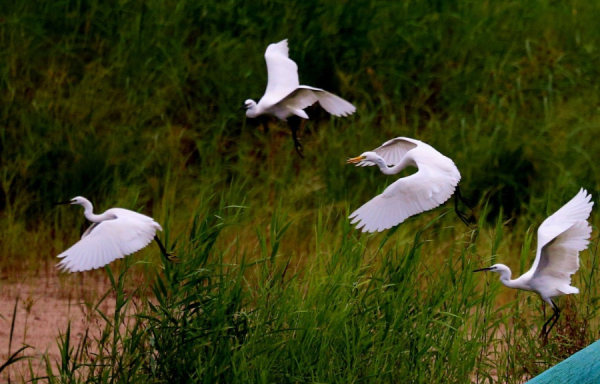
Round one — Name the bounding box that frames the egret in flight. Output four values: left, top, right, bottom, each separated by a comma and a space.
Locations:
243, 39, 356, 156
347, 137, 470, 232
474, 189, 593, 337
56, 196, 176, 273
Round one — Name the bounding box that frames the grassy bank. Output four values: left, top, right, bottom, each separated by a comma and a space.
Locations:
19, 209, 596, 383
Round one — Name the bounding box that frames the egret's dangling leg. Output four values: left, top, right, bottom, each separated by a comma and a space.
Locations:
287, 116, 304, 158
262, 119, 270, 134
541, 300, 561, 338
154, 236, 180, 263
454, 185, 476, 226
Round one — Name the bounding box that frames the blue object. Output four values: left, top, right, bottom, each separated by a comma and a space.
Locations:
527, 340, 600, 383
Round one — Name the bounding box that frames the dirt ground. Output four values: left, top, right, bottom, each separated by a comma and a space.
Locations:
0, 272, 117, 382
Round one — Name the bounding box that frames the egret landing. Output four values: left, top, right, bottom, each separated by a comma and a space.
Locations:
474, 189, 593, 338
243, 39, 356, 156
56, 196, 177, 273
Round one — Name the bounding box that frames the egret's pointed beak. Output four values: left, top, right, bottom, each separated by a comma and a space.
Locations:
473, 267, 492, 273
347, 155, 366, 164
55, 200, 74, 206
239, 103, 248, 111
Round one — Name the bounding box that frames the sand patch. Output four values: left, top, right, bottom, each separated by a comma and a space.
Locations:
0, 273, 118, 382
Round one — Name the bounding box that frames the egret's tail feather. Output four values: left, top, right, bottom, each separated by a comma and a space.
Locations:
558, 285, 579, 295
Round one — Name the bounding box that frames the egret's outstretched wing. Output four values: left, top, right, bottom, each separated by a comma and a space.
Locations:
531, 220, 592, 294
279, 88, 319, 117
57, 214, 160, 273
355, 137, 419, 167
529, 189, 593, 273
349, 163, 460, 232
280, 86, 356, 118
315, 91, 355, 116
261, 39, 300, 108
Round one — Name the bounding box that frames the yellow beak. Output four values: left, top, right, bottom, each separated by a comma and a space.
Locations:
347, 155, 366, 164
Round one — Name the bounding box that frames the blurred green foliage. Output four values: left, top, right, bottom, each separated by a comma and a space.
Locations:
2, 0, 600, 227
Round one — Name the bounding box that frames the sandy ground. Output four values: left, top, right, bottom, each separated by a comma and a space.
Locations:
0, 272, 118, 382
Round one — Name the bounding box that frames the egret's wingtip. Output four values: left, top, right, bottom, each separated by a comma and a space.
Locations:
55, 262, 70, 273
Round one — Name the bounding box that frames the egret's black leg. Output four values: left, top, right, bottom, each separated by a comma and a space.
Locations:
454, 185, 476, 226
454, 192, 470, 226
262, 119, 270, 134
541, 301, 560, 338
542, 301, 546, 319
541, 313, 554, 337
546, 301, 561, 336
154, 235, 180, 263
287, 116, 304, 158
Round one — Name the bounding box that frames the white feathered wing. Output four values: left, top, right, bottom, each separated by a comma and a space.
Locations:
531, 221, 591, 296
260, 39, 300, 109
57, 209, 162, 273
259, 40, 355, 118
350, 167, 460, 232
279, 86, 355, 118
528, 189, 593, 297
530, 189, 593, 273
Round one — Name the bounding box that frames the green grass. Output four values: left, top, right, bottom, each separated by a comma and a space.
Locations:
2, 0, 600, 382
20, 209, 599, 383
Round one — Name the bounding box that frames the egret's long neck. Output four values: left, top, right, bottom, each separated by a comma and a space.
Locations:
374, 155, 414, 175
497, 268, 520, 289
78, 199, 108, 223
245, 101, 260, 118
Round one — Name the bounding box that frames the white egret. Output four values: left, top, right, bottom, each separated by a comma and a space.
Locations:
347, 137, 466, 232
56, 196, 175, 273
474, 188, 593, 337
243, 39, 356, 156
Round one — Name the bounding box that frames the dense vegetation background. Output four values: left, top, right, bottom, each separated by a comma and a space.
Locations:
2, 0, 600, 382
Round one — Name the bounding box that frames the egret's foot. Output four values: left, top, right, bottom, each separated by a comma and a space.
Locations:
154, 236, 178, 263
454, 186, 476, 226
455, 209, 475, 226
165, 252, 181, 264
292, 138, 304, 158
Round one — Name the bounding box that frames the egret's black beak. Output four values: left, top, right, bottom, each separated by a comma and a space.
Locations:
239, 103, 248, 111
55, 200, 74, 206
473, 267, 492, 273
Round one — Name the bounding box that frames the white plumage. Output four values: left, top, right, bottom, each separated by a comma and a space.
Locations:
56, 196, 163, 273
474, 189, 593, 335
347, 137, 461, 233
243, 39, 356, 120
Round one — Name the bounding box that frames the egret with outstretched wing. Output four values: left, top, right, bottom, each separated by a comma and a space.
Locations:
474, 189, 593, 337
243, 39, 356, 155
56, 196, 176, 273
347, 137, 464, 232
